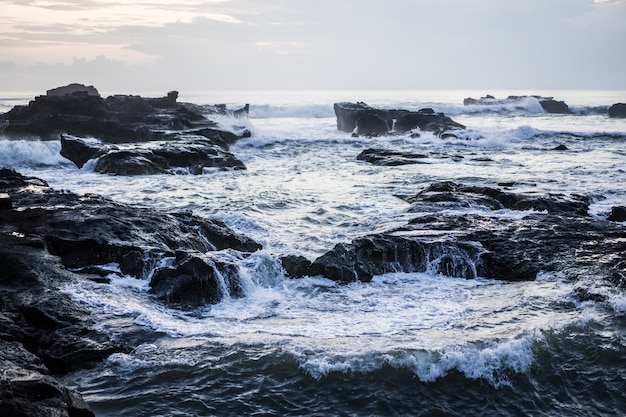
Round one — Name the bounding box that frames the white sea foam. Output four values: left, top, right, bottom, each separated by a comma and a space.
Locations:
0, 138, 67, 167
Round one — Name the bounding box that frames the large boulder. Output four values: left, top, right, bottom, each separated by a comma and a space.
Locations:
333, 102, 465, 136
60, 135, 247, 175
608, 103, 626, 118
149, 252, 244, 307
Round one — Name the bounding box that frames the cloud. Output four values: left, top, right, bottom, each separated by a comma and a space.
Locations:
1, 0, 625, 90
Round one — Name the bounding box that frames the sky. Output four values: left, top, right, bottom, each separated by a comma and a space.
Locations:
1, 0, 625, 92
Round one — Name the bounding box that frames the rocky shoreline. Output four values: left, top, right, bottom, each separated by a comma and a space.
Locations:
0, 167, 262, 416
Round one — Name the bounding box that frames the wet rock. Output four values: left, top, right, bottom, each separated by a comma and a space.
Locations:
400, 181, 590, 215
608, 103, 626, 118
150, 252, 243, 307
286, 182, 625, 285
539, 99, 572, 114
357, 148, 429, 166
281, 255, 313, 278
61, 135, 246, 175
553, 144, 569, 151
334, 102, 465, 136
608, 206, 626, 222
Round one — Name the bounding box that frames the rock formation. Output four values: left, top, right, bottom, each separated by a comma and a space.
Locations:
282, 182, 626, 289
463, 95, 572, 114
333, 102, 466, 137
0, 166, 262, 415
608, 103, 626, 118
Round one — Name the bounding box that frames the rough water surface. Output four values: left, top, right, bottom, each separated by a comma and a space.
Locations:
2, 90, 626, 416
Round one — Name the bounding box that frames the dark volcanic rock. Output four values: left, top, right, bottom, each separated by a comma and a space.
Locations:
150, 252, 244, 307
463, 94, 572, 114
608, 103, 626, 118
334, 102, 465, 136
539, 99, 572, 114
61, 135, 247, 175
608, 206, 626, 222
357, 148, 429, 166
0, 166, 263, 417
286, 182, 626, 285
0, 87, 250, 144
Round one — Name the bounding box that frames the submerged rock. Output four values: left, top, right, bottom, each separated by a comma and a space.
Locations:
333, 102, 465, 137
356, 148, 429, 166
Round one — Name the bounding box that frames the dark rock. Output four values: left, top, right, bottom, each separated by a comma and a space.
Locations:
0, 87, 250, 145
150, 252, 243, 307
608, 206, 626, 222
399, 181, 590, 215
60, 135, 111, 168
0, 192, 11, 210
539, 99, 572, 114
608, 103, 626, 118
281, 255, 313, 278
287, 182, 625, 285
355, 113, 389, 137
553, 144, 569, 151
0, 167, 262, 416
333, 102, 465, 136
357, 148, 429, 166
61, 135, 247, 175
463, 95, 572, 114
46, 83, 100, 97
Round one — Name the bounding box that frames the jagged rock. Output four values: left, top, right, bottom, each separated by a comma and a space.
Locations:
60, 135, 247, 175
334, 102, 465, 136
0, 166, 264, 417
357, 148, 429, 166
608, 103, 626, 118
285, 182, 625, 284
539, 99, 572, 114
46, 83, 100, 97
0, 87, 250, 144
463, 95, 572, 114
150, 252, 244, 307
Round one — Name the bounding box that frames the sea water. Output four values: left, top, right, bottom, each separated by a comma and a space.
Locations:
2, 90, 626, 416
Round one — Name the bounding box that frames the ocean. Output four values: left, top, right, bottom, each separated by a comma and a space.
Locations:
1, 90, 626, 416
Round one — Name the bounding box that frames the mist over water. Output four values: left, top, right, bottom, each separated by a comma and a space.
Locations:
2, 90, 626, 416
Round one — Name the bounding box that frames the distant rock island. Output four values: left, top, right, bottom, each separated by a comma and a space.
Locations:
463, 94, 572, 114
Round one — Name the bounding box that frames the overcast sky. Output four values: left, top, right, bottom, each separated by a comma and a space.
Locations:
1, 0, 625, 93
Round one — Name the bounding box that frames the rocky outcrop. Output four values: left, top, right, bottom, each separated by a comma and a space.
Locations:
608, 103, 626, 118
0, 87, 250, 143
0, 166, 262, 416
357, 148, 429, 166
46, 83, 100, 97
61, 135, 246, 175
283, 182, 626, 286
463, 95, 572, 114
333, 102, 465, 137
538, 99, 572, 114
